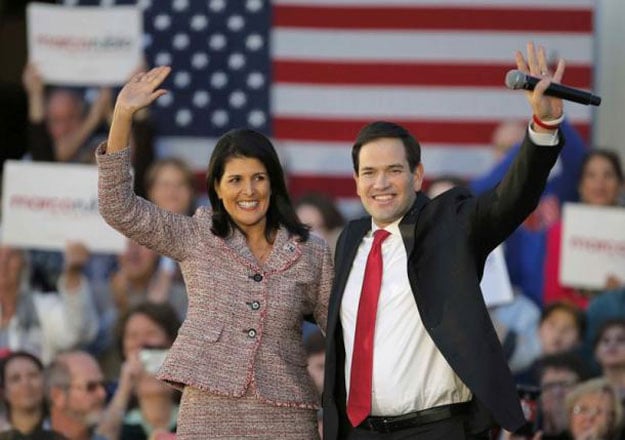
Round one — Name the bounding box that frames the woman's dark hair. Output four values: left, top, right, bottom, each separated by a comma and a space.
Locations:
295, 192, 345, 231
352, 121, 421, 174
116, 302, 182, 359
206, 128, 309, 241
580, 149, 624, 183
593, 318, 625, 350
0, 351, 46, 420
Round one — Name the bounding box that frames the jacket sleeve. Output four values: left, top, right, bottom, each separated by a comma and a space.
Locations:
312, 240, 334, 334
468, 131, 564, 259
96, 143, 199, 262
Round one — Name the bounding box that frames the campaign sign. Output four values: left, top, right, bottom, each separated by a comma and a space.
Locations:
1, 160, 126, 253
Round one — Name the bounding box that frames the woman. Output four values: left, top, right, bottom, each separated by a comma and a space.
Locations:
143, 157, 197, 316
295, 192, 345, 257
97, 66, 333, 438
594, 319, 625, 401
144, 157, 196, 216
564, 378, 623, 440
98, 302, 181, 440
544, 150, 624, 309
0, 351, 64, 439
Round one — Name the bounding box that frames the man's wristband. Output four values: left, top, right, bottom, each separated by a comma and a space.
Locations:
532, 113, 564, 130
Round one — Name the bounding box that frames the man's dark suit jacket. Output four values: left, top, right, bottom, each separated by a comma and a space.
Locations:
323, 132, 564, 440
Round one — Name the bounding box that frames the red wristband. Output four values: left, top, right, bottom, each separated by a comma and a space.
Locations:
532, 114, 560, 130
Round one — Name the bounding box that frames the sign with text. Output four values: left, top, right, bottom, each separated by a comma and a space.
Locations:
480, 245, 514, 307
27, 3, 142, 86
561, 203, 625, 289
1, 161, 126, 253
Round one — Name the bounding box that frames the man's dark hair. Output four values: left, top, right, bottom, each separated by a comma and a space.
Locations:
537, 351, 591, 382
351, 121, 421, 175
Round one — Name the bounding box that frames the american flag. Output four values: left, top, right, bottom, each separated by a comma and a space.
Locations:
68, 0, 595, 213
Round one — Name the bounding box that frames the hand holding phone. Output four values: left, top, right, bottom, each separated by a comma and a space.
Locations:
139, 348, 169, 375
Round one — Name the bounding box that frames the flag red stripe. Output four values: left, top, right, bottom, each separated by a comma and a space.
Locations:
273, 61, 592, 88
288, 175, 357, 198
273, 6, 592, 33
274, 118, 590, 144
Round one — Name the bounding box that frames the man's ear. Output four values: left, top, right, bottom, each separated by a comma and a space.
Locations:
413, 163, 425, 192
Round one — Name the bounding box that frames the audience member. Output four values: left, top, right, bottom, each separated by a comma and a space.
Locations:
490, 289, 542, 374
21, 63, 109, 164
0, 351, 65, 439
537, 352, 591, 439
544, 150, 624, 309
142, 158, 196, 317
516, 302, 585, 385
594, 319, 625, 401
97, 302, 180, 440
107, 240, 186, 320
584, 287, 625, 365
564, 378, 623, 440
471, 120, 588, 306
46, 351, 107, 440
0, 244, 99, 364
295, 192, 345, 256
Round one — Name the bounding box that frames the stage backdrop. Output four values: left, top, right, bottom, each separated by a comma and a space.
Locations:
64, 0, 595, 215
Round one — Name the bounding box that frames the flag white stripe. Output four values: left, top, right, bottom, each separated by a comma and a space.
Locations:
272, 30, 593, 64
272, 85, 592, 121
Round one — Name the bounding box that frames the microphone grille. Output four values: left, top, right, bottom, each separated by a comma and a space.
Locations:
505, 70, 526, 90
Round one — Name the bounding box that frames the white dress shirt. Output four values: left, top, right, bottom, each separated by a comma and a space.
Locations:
341, 220, 472, 416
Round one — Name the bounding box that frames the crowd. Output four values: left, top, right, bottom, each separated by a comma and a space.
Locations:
0, 18, 623, 440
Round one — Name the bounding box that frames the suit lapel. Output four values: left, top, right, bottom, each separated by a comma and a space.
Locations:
399, 192, 429, 256
327, 218, 370, 336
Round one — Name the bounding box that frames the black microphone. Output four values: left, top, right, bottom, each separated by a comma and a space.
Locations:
505, 69, 601, 106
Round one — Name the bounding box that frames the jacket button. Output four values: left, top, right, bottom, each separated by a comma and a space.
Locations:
252, 273, 263, 282
250, 301, 261, 311
247, 329, 257, 338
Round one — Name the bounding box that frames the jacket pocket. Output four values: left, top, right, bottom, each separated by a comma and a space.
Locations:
278, 340, 308, 366
202, 321, 224, 342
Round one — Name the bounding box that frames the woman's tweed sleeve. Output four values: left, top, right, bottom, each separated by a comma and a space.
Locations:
96, 143, 198, 261
311, 238, 333, 334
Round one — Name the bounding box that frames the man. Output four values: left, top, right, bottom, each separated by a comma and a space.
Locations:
323, 43, 566, 439
537, 352, 589, 439
22, 63, 110, 163
46, 351, 108, 440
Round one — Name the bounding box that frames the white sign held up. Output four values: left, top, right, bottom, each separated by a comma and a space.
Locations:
27, 3, 143, 86
560, 203, 625, 290
480, 245, 514, 307
1, 160, 126, 254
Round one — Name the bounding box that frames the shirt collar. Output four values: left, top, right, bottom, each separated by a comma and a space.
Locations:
370, 217, 402, 237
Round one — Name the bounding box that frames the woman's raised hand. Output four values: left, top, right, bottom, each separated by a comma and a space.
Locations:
115, 65, 171, 116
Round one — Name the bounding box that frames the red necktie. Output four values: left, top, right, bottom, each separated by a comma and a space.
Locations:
347, 228, 391, 427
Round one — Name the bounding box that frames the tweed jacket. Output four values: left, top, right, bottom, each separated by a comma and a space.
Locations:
97, 145, 333, 409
